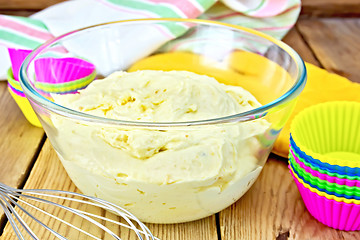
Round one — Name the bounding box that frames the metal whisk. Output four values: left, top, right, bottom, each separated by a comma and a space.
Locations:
0, 182, 157, 240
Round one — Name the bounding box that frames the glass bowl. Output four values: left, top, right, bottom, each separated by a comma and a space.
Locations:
19, 19, 306, 223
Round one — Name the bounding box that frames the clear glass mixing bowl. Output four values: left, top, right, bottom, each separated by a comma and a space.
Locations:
19, 19, 306, 223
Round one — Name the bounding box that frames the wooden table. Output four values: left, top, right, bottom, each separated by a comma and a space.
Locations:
1, 1, 360, 239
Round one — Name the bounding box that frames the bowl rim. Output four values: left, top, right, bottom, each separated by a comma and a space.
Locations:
19, 18, 307, 127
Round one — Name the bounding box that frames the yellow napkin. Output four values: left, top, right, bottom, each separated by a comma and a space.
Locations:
129, 52, 360, 158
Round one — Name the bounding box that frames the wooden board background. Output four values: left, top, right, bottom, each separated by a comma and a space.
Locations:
1, 1, 360, 239
1, 0, 360, 16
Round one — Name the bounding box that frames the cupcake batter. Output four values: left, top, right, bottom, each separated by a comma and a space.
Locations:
51, 70, 269, 223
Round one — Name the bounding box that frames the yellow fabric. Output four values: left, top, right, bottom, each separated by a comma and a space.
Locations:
129, 52, 360, 158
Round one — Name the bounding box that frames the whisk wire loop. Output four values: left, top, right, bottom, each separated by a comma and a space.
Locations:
0, 182, 156, 240
2, 191, 68, 240
9, 191, 122, 240
0, 194, 27, 240
11, 188, 148, 239
9, 193, 106, 240
0, 192, 39, 240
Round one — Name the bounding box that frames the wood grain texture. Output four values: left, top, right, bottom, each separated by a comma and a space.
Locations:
0, 83, 44, 186
297, 18, 360, 83
0, 0, 65, 10
219, 158, 360, 240
0, 10, 36, 16
1, 0, 360, 17
302, 0, 360, 17
1, 4, 359, 240
0, 82, 44, 228
219, 158, 298, 240
1, 140, 218, 240
282, 28, 320, 67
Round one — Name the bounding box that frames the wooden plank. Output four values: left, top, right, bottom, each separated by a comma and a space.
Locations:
219, 157, 360, 240
282, 28, 320, 67
0, 13, 358, 240
1, 0, 360, 17
0, 0, 65, 10
1, 140, 218, 239
297, 18, 360, 83
0, 83, 44, 187
0, 82, 44, 227
301, 0, 360, 17
0, 10, 36, 17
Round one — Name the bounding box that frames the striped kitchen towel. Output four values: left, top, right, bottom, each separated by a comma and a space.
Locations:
203, 0, 301, 39
0, 0, 301, 79
0, 15, 54, 79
